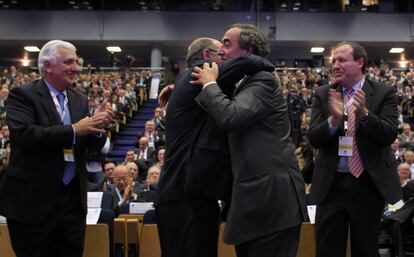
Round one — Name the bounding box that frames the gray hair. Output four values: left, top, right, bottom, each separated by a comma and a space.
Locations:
38, 40, 76, 76
186, 37, 219, 67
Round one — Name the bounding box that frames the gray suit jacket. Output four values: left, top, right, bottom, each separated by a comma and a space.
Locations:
196, 71, 307, 244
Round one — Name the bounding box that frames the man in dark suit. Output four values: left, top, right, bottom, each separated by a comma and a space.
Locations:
134, 136, 156, 180
155, 37, 228, 257
155, 37, 276, 257
0, 40, 113, 257
191, 24, 307, 257
308, 41, 403, 257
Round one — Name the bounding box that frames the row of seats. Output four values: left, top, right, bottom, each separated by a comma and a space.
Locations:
0, 224, 110, 257
0, 216, 350, 257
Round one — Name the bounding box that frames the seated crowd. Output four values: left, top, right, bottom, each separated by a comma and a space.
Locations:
2, 62, 414, 231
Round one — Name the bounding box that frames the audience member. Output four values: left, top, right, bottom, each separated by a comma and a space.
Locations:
308, 41, 402, 257
140, 120, 163, 150
0, 40, 113, 257
399, 123, 414, 150
97, 160, 116, 192
134, 136, 156, 180
111, 165, 143, 209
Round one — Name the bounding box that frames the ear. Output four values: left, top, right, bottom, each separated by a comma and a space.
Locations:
357, 57, 364, 69
202, 48, 211, 59
247, 46, 254, 54
43, 60, 53, 74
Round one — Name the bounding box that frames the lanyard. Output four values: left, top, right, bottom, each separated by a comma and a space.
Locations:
344, 114, 349, 136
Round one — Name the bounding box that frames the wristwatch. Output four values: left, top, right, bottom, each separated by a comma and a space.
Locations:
359, 112, 369, 125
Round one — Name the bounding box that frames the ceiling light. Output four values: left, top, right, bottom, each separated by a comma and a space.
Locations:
106, 46, 122, 53
399, 61, 408, 68
311, 47, 325, 53
11, 0, 17, 4
68, 1, 75, 4
24, 46, 40, 52
389, 48, 404, 53
21, 58, 30, 67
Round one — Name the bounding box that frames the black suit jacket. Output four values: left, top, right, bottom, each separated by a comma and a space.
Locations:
0, 79, 105, 224
155, 55, 275, 206
308, 80, 402, 204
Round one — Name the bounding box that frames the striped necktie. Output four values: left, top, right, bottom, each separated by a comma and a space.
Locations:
344, 88, 364, 177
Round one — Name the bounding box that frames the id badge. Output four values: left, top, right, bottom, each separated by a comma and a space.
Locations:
63, 149, 75, 162
338, 136, 353, 157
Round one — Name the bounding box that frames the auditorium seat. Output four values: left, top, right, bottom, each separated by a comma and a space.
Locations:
83, 224, 110, 257
139, 224, 161, 257
296, 222, 316, 257
0, 224, 15, 257
295, 222, 351, 257
218, 223, 236, 257
113, 217, 128, 257
0, 224, 111, 257
126, 218, 140, 257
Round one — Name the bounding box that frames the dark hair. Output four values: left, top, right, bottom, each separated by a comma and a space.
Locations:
102, 159, 117, 172
334, 41, 368, 73
227, 23, 269, 57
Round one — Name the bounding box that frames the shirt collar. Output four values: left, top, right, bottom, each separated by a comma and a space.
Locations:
342, 78, 364, 94
44, 79, 67, 97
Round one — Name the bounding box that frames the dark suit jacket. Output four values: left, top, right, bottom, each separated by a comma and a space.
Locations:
308, 80, 402, 204
196, 70, 307, 245
0, 79, 105, 225
155, 55, 275, 206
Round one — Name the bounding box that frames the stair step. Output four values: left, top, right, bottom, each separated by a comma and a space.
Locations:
119, 131, 141, 136
109, 150, 127, 157
112, 146, 136, 151
114, 139, 136, 145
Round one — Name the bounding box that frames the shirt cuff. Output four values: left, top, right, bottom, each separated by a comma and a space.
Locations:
359, 112, 369, 127
327, 117, 338, 135
71, 125, 76, 145
202, 81, 217, 90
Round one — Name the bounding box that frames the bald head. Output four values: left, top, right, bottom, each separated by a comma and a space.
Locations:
113, 165, 130, 191
186, 37, 222, 67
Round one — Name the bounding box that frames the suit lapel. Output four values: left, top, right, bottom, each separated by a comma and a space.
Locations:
37, 80, 62, 125
332, 83, 346, 133
232, 76, 249, 97
67, 88, 82, 123
362, 80, 374, 111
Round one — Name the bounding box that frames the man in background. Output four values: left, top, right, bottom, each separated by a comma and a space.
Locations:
308, 41, 402, 257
